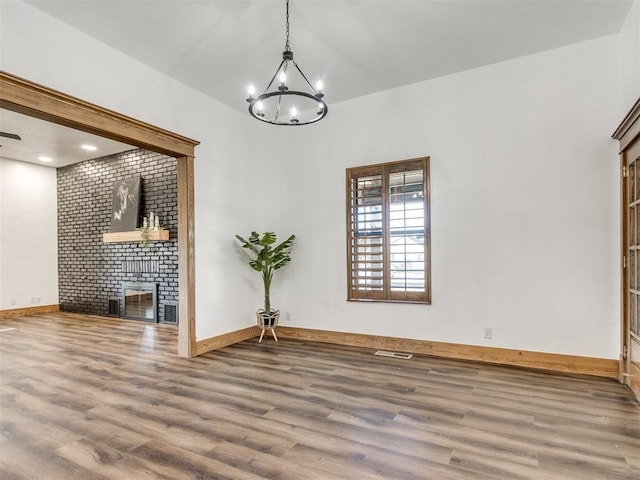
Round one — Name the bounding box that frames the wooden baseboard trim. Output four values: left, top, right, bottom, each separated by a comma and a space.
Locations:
194, 326, 259, 356
276, 326, 619, 378
0, 304, 60, 318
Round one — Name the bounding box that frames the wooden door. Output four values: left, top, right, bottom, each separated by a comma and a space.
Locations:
615, 98, 640, 402
625, 145, 640, 400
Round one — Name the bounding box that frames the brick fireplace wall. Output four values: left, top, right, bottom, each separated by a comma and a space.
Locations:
57, 149, 178, 323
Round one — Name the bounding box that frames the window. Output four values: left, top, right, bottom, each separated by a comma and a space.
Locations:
346, 157, 430, 303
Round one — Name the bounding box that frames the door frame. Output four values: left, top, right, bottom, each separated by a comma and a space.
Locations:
0, 71, 199, 358
613, 96, 640, 400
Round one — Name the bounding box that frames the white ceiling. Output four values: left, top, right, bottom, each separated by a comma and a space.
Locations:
24, 0, 633, 113
0, 109, 136, 168
2, 0, 634, 167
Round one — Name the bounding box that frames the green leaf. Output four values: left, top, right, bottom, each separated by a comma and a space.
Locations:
261, 232, 276, 246
271, 234, 295, 270
235, 234, 260, 255
248, 231, 261, 245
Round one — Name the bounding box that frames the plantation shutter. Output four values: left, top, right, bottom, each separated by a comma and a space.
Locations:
347, 167, 385, 299
347, 158, 430, 304
387, 162, 428, 302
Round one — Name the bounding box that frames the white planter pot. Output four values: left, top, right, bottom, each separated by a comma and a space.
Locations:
256, 309, 280, 328
256, 309, 280, 343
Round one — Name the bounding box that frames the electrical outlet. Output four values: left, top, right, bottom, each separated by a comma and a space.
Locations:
10, 299, 16, 306
483, 328, 493, 339
285, 312, 291, 322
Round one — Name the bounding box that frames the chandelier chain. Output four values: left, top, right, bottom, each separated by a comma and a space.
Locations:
285, 0, 290, 51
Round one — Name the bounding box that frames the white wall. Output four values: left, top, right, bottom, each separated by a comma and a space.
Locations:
268, 35, 623, 359
0, 158, 58, 309
619, 0, 640, 109
1, 1, 265, 339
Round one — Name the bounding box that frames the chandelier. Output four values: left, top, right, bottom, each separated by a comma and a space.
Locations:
246, 0, 327, 126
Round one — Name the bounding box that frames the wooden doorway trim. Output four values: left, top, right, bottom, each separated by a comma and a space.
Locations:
0, 71, 200, 358
613, 96, 640, 401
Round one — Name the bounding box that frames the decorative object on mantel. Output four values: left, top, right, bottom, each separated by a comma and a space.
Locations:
245, 0, 327, 126
235, 231, 295, 343
110, 177, 141, 232
144, 211, 161, 230
137, 211, 164, 248
138, 224, 152, 249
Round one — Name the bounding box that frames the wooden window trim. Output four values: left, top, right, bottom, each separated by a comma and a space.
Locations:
346, 156, 431, 304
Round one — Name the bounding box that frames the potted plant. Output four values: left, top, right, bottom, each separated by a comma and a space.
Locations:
235, 231, 295, 332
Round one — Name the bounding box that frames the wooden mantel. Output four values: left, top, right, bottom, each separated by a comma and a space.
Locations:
102, 229, 169, 243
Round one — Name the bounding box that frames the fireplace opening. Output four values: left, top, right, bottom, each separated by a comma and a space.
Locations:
122, 282, 157, 322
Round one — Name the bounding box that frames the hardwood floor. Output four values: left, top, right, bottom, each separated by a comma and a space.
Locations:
1, 313, 639, 479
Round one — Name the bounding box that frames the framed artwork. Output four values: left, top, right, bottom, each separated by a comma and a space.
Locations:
110, 177, 141, 232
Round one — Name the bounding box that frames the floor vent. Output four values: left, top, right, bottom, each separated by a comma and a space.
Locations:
108, 298, 120, 316
164, 304, 178, 325
374, 350, 413, 360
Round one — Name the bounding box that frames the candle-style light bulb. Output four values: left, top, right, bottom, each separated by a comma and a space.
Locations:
290, 106, 299, 124
256, 100, 265, 117
248, 84, 256, 98
278, 72, 288, 92
316, 80, 323, 93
